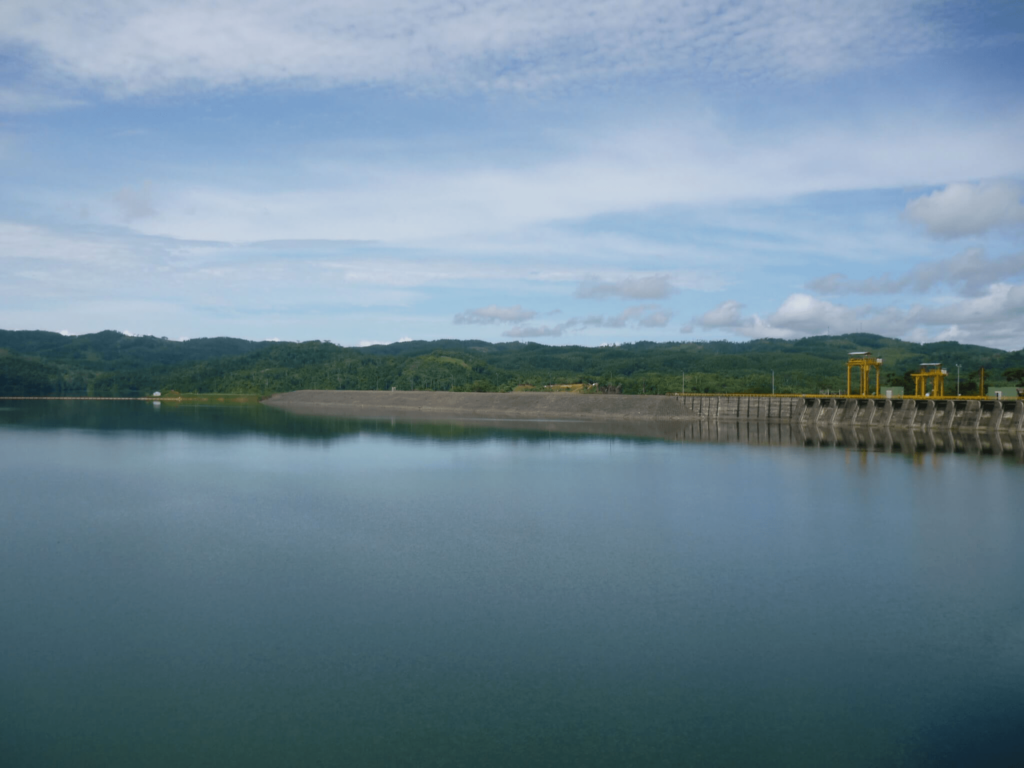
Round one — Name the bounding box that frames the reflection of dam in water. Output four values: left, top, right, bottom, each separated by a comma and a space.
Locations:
678, 395, 1024, 433
4, 398, 1021, 462
313, 415, 1024, 460
265, 390, 1024, 458
672, 420, 1024, 460
267, 390, 1024, 433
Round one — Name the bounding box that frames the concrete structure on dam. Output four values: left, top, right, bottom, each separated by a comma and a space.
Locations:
678, 394, 1024, 433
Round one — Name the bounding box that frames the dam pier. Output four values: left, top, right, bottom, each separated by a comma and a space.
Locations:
678, 394, 1024, 433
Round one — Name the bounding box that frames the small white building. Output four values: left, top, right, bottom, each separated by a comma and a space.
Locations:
152, 391, 161, 397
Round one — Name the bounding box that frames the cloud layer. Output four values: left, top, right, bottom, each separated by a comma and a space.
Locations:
503, 305, 672, 338
693, 286, 1024, 350
76, 115, 1024, 248
809, 248, 1024, 298
575, 274, 676, 300
454, 305, 537, 324
0, 0, 953, 100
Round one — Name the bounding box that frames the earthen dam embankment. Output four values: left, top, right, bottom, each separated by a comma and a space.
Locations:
264, 390, 693, 422
265, 390, 1024, 433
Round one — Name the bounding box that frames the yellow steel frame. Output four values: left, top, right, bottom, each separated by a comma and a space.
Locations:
911, 366, 946, 397
846, 356, 882, 396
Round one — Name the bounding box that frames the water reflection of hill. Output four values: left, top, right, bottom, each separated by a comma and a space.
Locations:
2, 400, 1021, 460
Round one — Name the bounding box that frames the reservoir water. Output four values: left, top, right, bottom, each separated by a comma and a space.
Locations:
2, 401, 1023, 767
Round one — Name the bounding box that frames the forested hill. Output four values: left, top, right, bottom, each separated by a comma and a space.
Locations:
0, 329, 268, 367
2, 329, 1023, 397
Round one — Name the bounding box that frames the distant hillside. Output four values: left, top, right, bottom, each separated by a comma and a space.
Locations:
2, 329, 1022, 397
0, 330, 268, 368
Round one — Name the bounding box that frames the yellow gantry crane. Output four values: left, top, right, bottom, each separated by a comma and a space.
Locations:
911, 363, 947, 397
846, 352, 883, 396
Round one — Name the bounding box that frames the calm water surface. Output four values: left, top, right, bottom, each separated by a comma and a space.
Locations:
2, 402, 1023, 767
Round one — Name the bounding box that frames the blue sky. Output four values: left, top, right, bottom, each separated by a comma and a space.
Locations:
2, 0, 1023, 348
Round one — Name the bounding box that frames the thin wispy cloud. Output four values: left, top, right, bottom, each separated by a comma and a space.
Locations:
96, 116, 1024, 245
0, 0, 953, 101
695, 300, 748, 331
503, 305, 672, 338
502, 323, 566, 339
809, 248, 1024, 298
454, 305, 537, 325
0, 86, 82, 113
575, 274, 676, 300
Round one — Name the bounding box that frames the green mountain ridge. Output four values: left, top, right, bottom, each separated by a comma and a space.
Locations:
2, 329, 1023, 397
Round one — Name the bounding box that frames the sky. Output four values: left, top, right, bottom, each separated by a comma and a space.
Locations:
1, 1, 1024, 349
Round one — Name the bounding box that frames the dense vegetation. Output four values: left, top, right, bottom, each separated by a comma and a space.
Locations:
2, 329, 1023, 398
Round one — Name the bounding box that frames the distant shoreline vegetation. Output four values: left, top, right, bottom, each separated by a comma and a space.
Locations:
2, 329, 1023, 398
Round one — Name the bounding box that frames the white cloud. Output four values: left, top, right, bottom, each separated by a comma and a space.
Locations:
502, 323, 567, 338
697, 300, 746, 329
693, 287, 1024, 349
695, 293, 896, 340
454, 304, 537, 325
0, 1, 953, 99
808, 248, 1024, 298
766, 294, 860, 336
575, 274, 676, 300
639, 309, 673, 328
502, 305, 671, 338
904, 181, 1024, 238
934, 324, 963, 342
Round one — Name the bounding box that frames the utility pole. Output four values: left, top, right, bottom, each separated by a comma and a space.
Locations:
955, 363, 961, 397
771, 370, 775, 395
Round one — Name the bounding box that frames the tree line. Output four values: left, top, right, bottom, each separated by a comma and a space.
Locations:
2, 329, 1023, 398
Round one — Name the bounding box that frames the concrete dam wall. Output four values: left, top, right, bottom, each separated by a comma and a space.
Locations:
679, 394, 1024, 433
266, 390, 1024, 433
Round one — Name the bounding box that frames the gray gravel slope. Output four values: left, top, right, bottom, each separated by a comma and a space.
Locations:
263, 390, 697, 422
